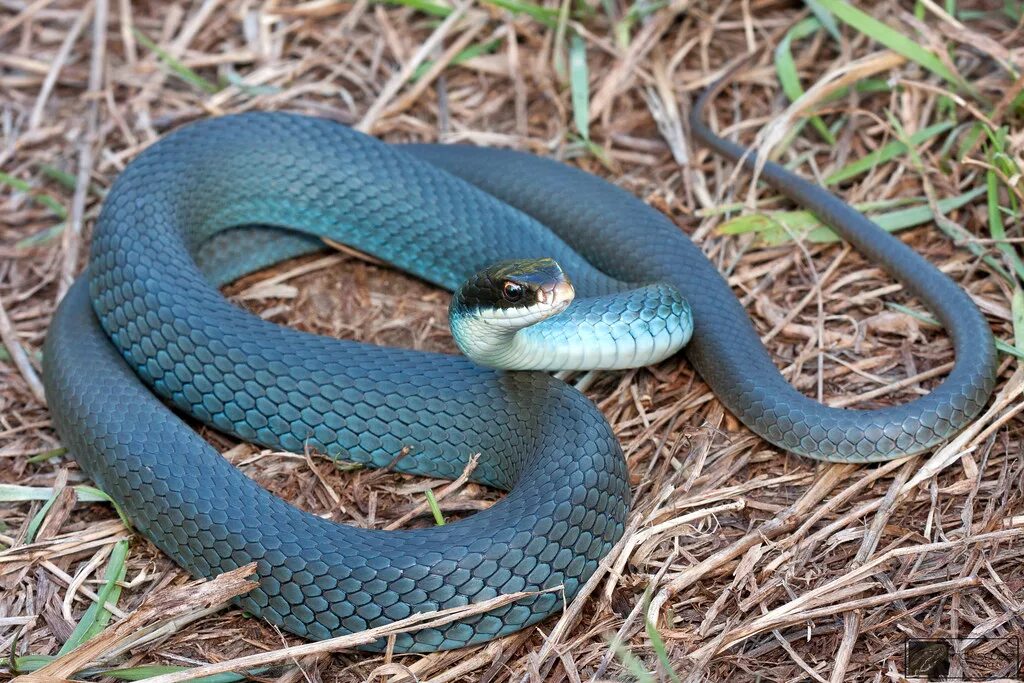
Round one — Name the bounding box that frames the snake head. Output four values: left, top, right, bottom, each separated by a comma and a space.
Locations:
450, 258, 575, 332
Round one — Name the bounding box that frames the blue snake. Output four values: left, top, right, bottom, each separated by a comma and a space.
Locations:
41, 86, 997, 651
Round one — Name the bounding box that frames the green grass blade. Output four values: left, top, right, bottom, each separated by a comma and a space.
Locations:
569, 34, 590, 142
699, 195, 912, 218
608, 638, 655, 683
0, 343, 41, 364
1012, 287, 1024, 355
986, 168, 1024, 281
996, 338, 1024, 359
79, 539, 130, 641
3, 655, 56, 674
1, 483, 134, 534
25, 489, 60, 544
1, 657, 270, 681
567, 135, 615, 171
372, 0, 453, 15
75, 485, 134, 529
718, 185, 985, 245
774, 17, 836, 144
412, 38, 503, 80
58, 539, 129, 655
645, 617, 682, 682
885, 303, 938, 326
885, 111, 1013, 284
813, 0, 965, 90
598, 0, 616, 22
954, 122, 987, 162
826, 121, 955, 185
0, 171, 67, 218
985, 126, 1022, 184
718, 211, 815, 238
424, 489, 445, 525
484, 0, 559, 25
613, 14, 630, 49
16, 223, 65, 249
803, 0, 842, 40
25, 447, 68, 464
1011, 87, 1024, 115
133, 29, 221, 94
97, 664, 266, 682
0, 483, 112, 503
39, 164, 78, 190
614, 0, 667, 48
551, 0, 571, 80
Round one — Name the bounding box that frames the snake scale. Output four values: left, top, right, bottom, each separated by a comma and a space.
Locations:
42, 85, 997, 651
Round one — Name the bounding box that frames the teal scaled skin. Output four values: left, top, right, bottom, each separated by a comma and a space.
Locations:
42, 82, 997, 652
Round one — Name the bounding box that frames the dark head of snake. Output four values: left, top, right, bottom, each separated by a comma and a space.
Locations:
447, 258, 580, 367
451, 258, 574, 327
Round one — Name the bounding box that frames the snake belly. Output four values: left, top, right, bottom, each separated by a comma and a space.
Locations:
43, 107, 997, 652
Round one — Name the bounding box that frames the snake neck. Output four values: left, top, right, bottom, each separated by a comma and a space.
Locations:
448, 299, 530, 368
448, 288, 693, 372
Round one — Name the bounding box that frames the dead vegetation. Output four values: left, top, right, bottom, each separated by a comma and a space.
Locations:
2, 0, 1024, 681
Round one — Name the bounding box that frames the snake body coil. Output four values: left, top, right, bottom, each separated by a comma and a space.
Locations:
43, 95, 997, 650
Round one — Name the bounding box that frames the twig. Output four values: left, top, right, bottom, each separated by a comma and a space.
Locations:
0, 289, 45, 404
0, 0, 58, 37
58, 0, 108, 299
28, 2, 95, 130
356, 1, 473, 133
141, 588, 559, 683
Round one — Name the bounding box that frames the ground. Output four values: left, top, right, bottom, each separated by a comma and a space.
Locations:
1, 0, 1023, 681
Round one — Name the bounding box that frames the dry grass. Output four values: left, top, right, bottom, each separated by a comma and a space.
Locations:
2, 0, 1024, 681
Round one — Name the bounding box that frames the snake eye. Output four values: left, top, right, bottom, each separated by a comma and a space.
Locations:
502, 281, 524, 303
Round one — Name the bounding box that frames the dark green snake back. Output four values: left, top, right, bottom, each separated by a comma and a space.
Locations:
43, 109, 997, 651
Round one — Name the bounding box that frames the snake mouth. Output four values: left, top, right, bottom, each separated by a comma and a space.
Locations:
537, 280, 575, 313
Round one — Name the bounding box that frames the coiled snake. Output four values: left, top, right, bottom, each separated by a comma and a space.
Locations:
42, 85, 997, 651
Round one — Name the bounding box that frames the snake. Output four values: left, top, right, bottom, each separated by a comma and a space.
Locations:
41, 81, 998, 652
448, 257, 692, 370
